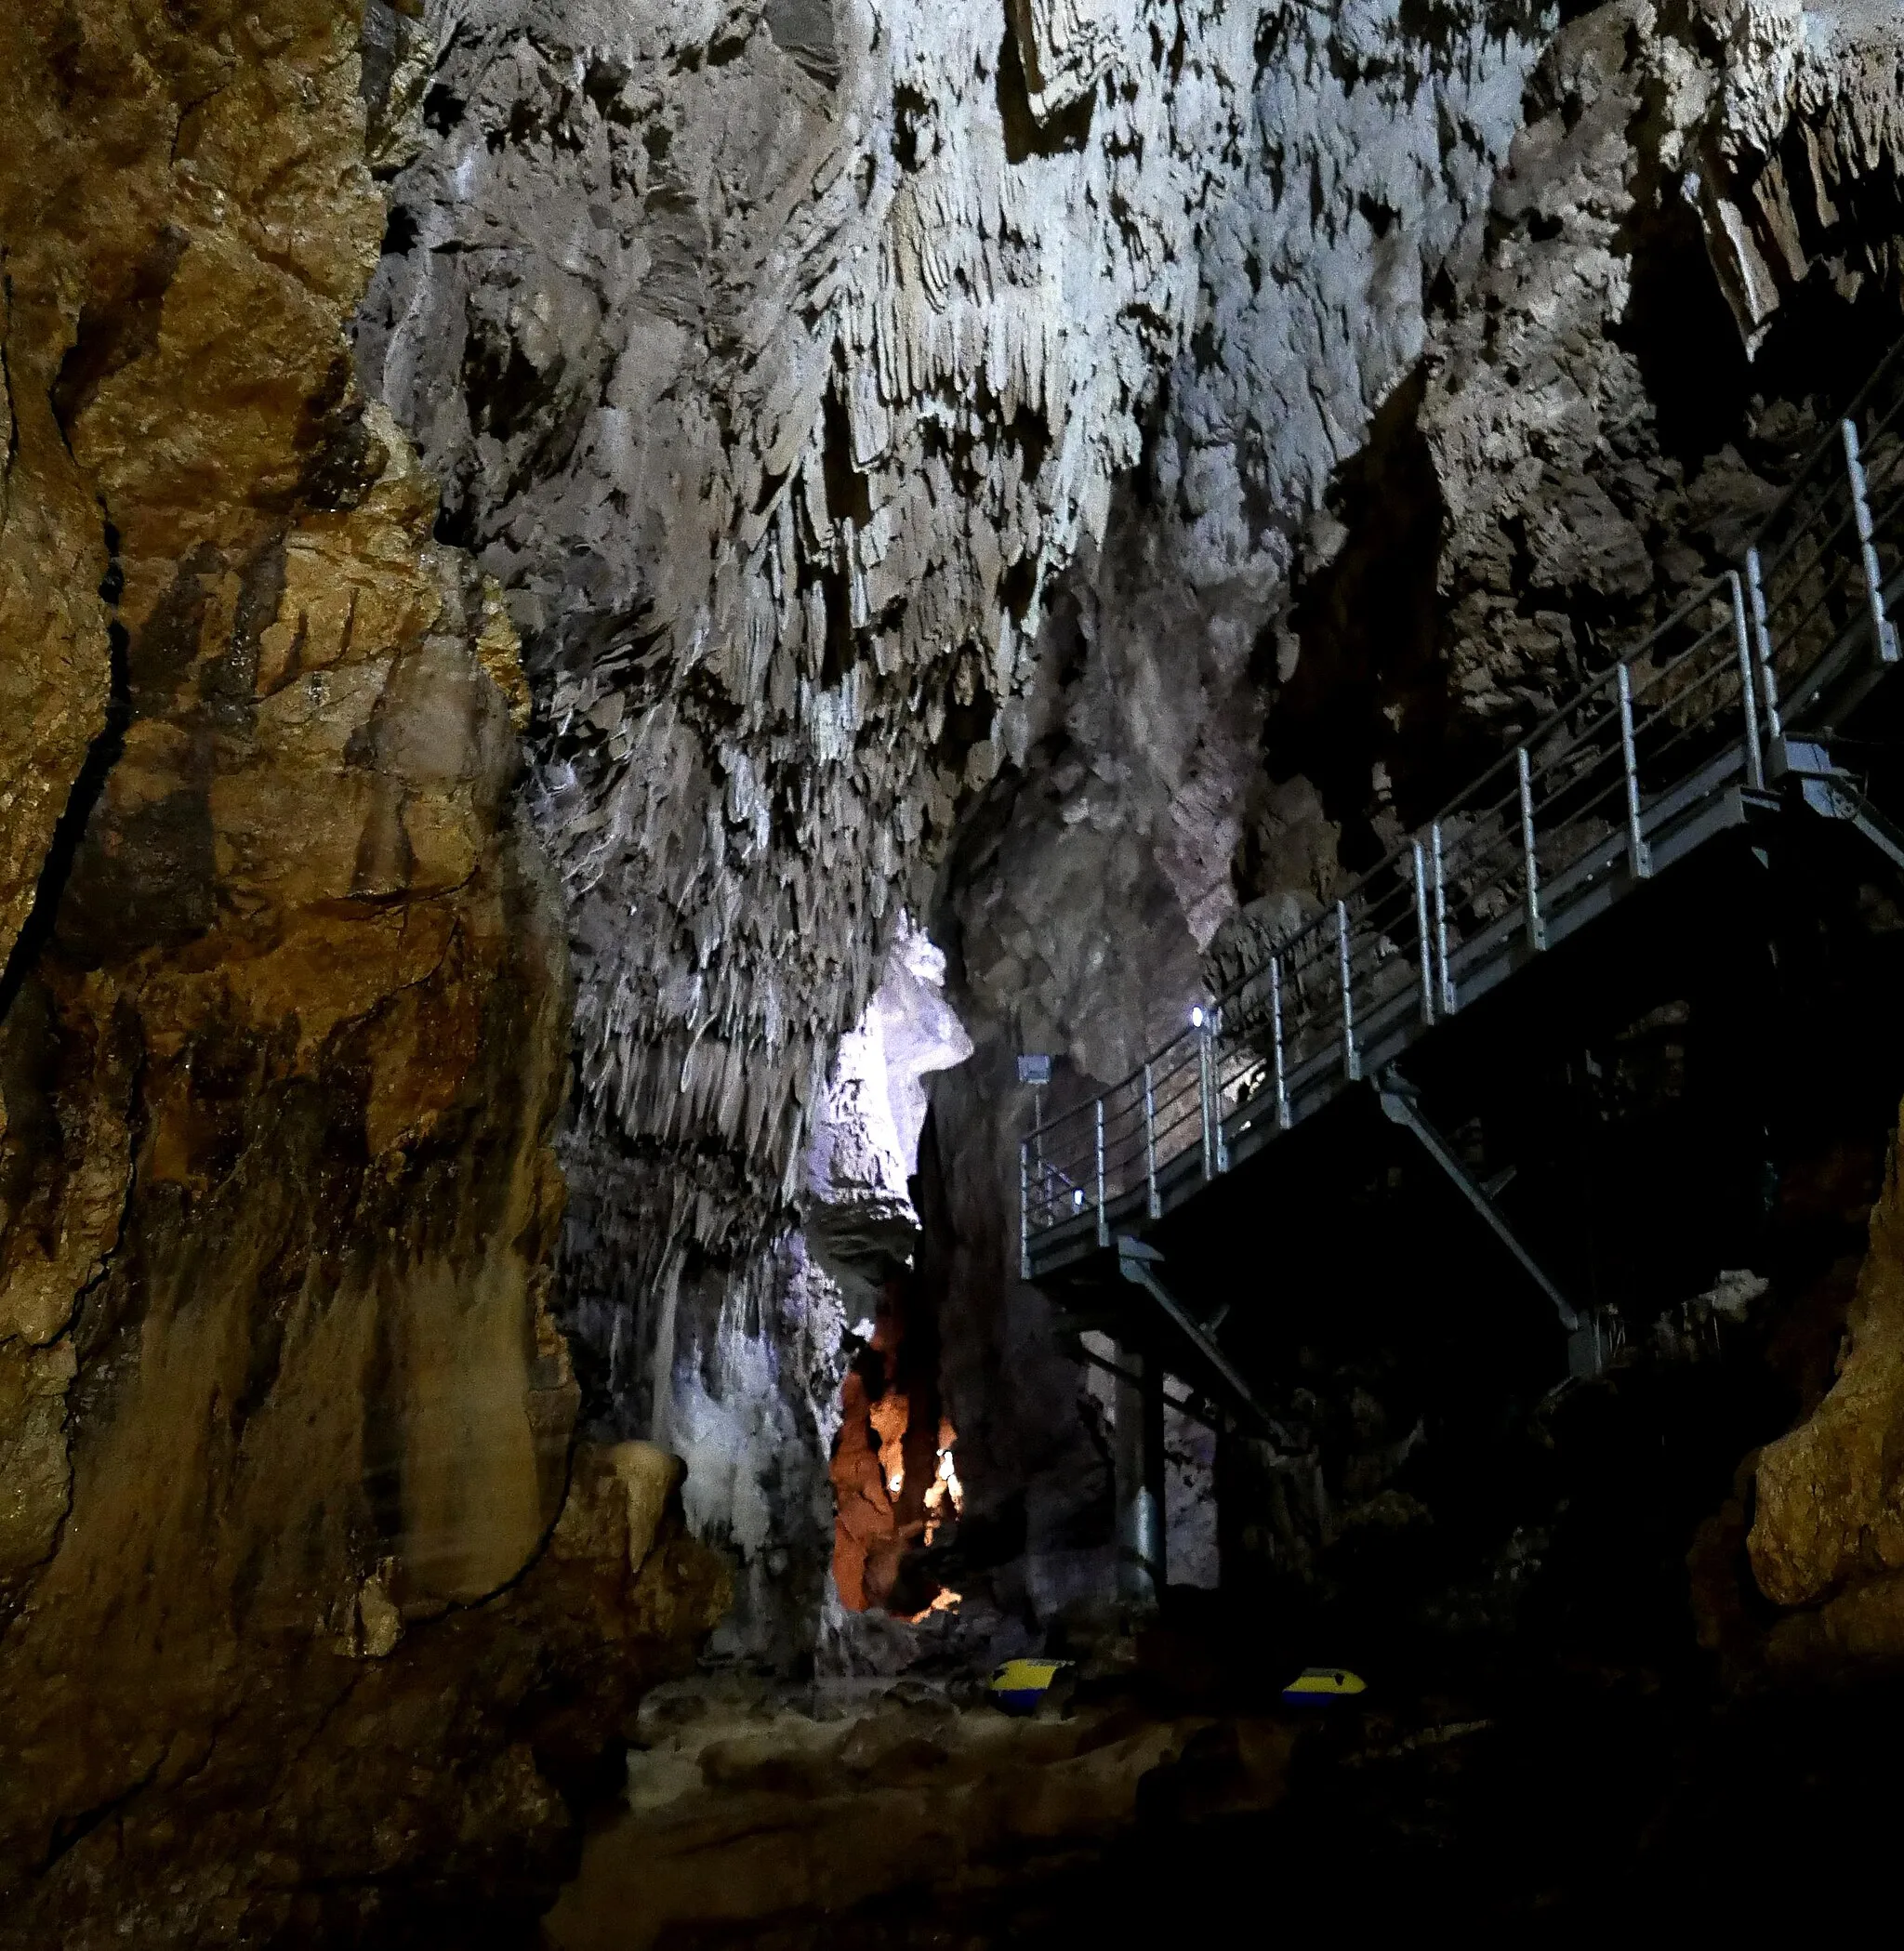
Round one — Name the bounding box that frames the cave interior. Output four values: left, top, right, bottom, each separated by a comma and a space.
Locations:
6, 0, 1904, 1943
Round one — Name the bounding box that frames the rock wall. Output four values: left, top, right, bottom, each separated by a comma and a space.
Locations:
1420, 0, 1904, 745
928, 0, 1558, 1620
348, 0, 1579, 1652
351, 0, 1272, 1637
0, 2, 725, 1939
1752, 1099, 1904, 1663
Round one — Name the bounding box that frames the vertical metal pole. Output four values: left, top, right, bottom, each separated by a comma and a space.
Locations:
1094, 1098, 1107, 1247
1212, 1005, 1229, 1173
1518, 746, 1547, 950
1745, 547, 1783, 745
1617, 663, 1652, 879
1141, 1352, 1166, 1600
1843, 418, 1899, 664
1144, 1061, 1159, 1219
1270, 952, 1289, 1129
1337, 900, 1359, 1080
1432, 820, 1454, 1015
1728, 570, 1765, 789
1033, 1084, 1044, 1211
1198, 1025, 1213, 1181
1411, 839, 1435, 1024
1019, 1140, 1031, 1279
1115, 1349, 1160, 1615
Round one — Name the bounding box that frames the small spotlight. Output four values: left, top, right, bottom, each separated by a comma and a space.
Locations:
1190, 1006, 1205, 1028
1072, 1189, 1085, 1210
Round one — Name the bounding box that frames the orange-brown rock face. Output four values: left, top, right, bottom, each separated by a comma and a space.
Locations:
1751, 1101, 1904, 1664
0, 3, 725, 1939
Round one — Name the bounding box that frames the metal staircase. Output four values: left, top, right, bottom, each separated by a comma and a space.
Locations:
1021, 335, 1904, 1407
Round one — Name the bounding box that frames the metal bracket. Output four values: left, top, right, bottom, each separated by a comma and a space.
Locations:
1567, 1310, 1623, 1380
1775, 738, 1904, 875
1375, 1072, 1579, 1333
1115, 1237, 1285, 1440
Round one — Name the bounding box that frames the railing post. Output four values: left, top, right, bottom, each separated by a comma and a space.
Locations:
1144, 1061, 1159, 1219
1727, 569, 1765, 789
1617, 663, 1653, 879
1270, 951, 1289, 1129
1198, 1025, 1213, 1181
1745, 547, 1783, 745
1094, 1098, 1107, 1247
1517, 746, 1547, 950
1337, 900, 1360, 1080
1432, 820, 1454, 1015
1843, 418, 1899, 664
1411, 838, 1435, 1024
1020, 1140, 1031, 1279
1212, 1006, 1229, 1173
1031, 1083, 1046, 1216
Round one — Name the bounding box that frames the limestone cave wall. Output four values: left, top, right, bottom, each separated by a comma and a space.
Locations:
0, 4, 725, 1941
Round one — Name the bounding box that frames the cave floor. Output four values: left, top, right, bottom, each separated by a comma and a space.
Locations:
538, 1659, 1904, 1947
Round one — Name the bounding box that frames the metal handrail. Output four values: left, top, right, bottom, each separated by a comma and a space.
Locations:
1022, 336, 1904, 1273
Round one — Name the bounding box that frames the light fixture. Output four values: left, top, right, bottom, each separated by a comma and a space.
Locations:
1190, 1006, 1205, 1028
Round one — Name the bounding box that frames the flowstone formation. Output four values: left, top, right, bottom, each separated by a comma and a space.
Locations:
354, 0, 1559, 1647
1751, 1097, 1904, 1663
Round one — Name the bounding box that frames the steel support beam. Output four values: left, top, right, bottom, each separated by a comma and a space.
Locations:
1073, 1339, 1222, 1433
1116, 1237, 1284, 1439
1785, 740, 1904, 875
1518, 745, 1548, 949
1112, 1343, 1163, 1610
1375, 1073, 1579, 1333
1843, 417, 1900, 664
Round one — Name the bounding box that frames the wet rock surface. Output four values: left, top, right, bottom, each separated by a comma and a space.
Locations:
544, 1671, 1289, 1951
541, 1647, 1904, 1944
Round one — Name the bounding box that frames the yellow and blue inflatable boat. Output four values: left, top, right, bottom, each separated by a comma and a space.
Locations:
1281, 1667, 1368, 1703
986, 1658, 1071, 1716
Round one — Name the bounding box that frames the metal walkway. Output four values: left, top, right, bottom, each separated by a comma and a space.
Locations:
1022, 336, 1904, 1332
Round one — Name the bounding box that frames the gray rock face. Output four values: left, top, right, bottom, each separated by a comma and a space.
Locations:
354, 3, 1255, 1636
357, 0, 1255, 1236
354, 0, 1555, 1652
925, 0, 1559, 1627
1422, 0, 1904, 734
